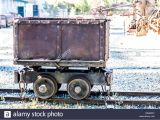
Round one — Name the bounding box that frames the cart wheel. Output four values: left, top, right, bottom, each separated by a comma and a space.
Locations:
33, 75, 58, 99
67, 76, 91, 100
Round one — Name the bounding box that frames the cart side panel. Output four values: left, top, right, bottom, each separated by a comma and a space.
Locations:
105, 21, 110, 62
17, 24, 59, 59
61, 24, 101, 61
14, 18, 110, 68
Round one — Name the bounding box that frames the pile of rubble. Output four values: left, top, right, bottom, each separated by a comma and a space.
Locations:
149, 9, 160, 35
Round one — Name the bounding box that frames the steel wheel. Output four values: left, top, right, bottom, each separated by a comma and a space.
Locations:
33, 75, 58, 99
67, 77, 91, 100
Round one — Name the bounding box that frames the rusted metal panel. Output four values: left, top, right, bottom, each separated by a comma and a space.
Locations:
105, 21, 110, 62
18, 24, 58, 59
61, 24, 100, 60
14, 60, 105, 68
14, 18, 110, 68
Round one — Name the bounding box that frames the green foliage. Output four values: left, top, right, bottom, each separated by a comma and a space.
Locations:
44, 0, 69, 17
103, 0, 133, 7
45, 4, 59, 17
45, 0, 91, 15
157, 0, 160, 7
45, 0, 135, 16
126, 0, 132, 2
74, 0, 91, 14
103, 0, 110, 7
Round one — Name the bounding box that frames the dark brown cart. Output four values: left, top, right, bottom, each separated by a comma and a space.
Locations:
14, 17, 112, 100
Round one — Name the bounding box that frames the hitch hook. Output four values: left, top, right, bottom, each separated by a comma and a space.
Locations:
19, 70, 27, 98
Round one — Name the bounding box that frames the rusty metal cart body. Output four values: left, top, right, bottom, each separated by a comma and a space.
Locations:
14, 18, 112, 100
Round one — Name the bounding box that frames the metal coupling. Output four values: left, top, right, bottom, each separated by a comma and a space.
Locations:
104, 69, 113, 86
19, 70, 27, 98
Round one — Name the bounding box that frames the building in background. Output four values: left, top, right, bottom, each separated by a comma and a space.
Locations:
0, 0, 28, 15
36, 0, 47, 17
0, 0, 46, 17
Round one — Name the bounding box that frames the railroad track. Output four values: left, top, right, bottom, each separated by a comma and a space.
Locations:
0, 89, 160, 105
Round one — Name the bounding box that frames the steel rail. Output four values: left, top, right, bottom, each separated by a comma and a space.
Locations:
0, 96, 160, 106
0, 89, 160, 105
0, 89, 160, 97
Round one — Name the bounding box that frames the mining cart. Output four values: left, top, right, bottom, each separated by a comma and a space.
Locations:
13, 18, 112, 100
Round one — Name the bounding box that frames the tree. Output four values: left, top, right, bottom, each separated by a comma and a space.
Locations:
157, 0, 160, 7
103, 0, 110, 7
126, 0, 132, 2
74, 0, 91, 14
44, 0, 71, 17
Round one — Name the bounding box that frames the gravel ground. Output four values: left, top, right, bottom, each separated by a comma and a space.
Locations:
0, 16, 160, 108
0, 101, 159, 109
